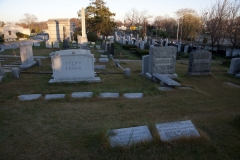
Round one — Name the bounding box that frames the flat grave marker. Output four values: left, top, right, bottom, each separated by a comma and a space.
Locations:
108, 125, 153, 147
155, 120, 200, 141
71, 92, 93, 98
18, 94, 42, 101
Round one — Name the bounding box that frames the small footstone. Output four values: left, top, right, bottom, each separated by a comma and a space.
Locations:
18, 94, 42, 101
44, 94, 66, 100
94, 65, 105, 70
99, 58, 109, 63
99, 92, 119, 98
71, 92, 93, 98
123, 93, 143, 98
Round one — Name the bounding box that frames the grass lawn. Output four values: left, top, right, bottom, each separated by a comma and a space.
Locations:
0, 41, 240, 159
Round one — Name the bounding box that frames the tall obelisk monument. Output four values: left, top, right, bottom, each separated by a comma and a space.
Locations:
79, 7, 88, 44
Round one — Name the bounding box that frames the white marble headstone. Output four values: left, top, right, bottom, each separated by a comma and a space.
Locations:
49, 49, 101, 83
19, 42, 36, 69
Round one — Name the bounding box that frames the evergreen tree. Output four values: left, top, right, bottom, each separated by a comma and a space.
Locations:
78, 0, 116, 37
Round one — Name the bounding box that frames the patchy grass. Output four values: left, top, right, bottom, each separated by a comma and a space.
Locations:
0, 42, 240, 159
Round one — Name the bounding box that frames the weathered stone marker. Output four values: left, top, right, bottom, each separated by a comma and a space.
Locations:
155, 120, 200, 141
188, 50, 212, 75
108, 125, 153, 147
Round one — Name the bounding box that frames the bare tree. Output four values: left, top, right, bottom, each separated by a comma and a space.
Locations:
176, 8, 202, 42
226, 0, 240, 54
153, 16, 163, 37
201, 0, 230, 51
125, 8, 152, 37
19, 13, 38, 31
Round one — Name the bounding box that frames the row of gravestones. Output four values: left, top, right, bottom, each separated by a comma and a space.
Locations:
142, 46, 212, 83
108, 120, 200, 147
141, 45, 240, 85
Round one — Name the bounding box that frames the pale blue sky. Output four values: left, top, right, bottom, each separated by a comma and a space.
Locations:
0, 0, 233, 23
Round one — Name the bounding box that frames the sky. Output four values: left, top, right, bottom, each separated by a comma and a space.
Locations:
0, 0, 233, 23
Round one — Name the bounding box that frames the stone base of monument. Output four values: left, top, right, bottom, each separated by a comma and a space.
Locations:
187, 72, 211, 76
19, 61, 36, 69
49, 77, 101, 83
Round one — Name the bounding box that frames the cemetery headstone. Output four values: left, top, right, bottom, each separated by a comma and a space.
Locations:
141, 55, 149, 75
188, 50, 212, 75
12, 67, 20, 79
124, 68, 131, 77
49, 49, 101, 83
140, 41, 145, 50
35, 58, 41, 66
53, 41, 59, 48
62, 39, 69, 49
155, 120, 200, 141
227, 58, 240, 75
110, 43, 114, 56
19, 42, 36, 69
108, 125, 153, 147
148, 46, 178, 78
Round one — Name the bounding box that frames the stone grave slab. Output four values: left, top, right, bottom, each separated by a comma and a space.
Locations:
98, 50, 105, 53
44, 94, 66, 100
18, 94, 42, 101
155, 120, 200, 141
158, 87, 174, 91
90, 45, 94, 48
94, 65, 106, 70
153, 74, 181, 86
223, 82, 240, 88
99, 92, 119, 98
100, 55, 108, 58
123, 93, 143, 99
108, 125, 153, 147
145, 72, 153, 80
71, 92, 93, 98
99, 58, 109, 63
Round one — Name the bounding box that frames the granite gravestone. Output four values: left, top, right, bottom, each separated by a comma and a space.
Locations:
148, 46, 178, 78
49, 49, 100, 83
141, 55, 149, 75
63, 26, 69, 50
227, 58, 240, 75
108, 125, 153, 147
188, 50, 212, 75
19, 42, 36, 69
156, 120, 200, 141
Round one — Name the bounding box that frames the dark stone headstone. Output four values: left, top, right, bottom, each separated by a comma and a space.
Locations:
107, 44, 110, 53
63, 39, 69, 49
110, 43, 114, 56
188, 50, 212, 75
